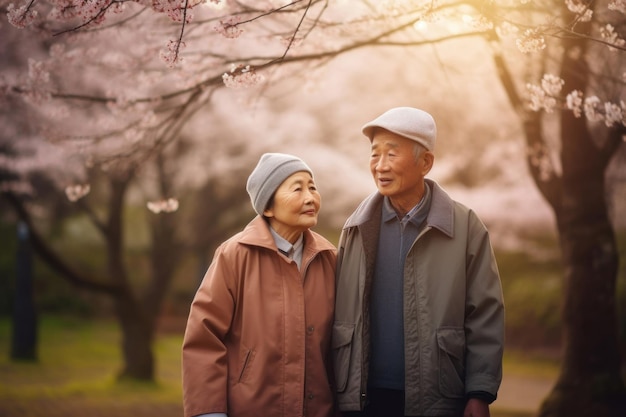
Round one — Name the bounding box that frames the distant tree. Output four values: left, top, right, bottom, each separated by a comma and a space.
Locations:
0, 16, 259, 379
490, 3, 626, 416
3, 140, 253, 379
2, 1, 626, 415
10, 221, 38, 361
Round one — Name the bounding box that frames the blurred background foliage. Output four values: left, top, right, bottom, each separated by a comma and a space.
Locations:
2, 1, 626, 414
2, 209, 626, 351
2, 216, 623, 417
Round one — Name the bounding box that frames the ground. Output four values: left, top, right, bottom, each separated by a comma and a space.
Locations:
496, 373, 555, 414
0, 372, 554, 417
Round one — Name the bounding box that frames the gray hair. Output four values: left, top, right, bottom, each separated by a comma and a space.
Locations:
413, 142, 428, 162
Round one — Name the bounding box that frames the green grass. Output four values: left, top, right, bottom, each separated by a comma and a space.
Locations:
0, 316, 183, 417
493, 412, 534, 417
0, 315, 546, 417
6, 229, 623, 417
503, 349, 560, 379
495, 230, 626, 349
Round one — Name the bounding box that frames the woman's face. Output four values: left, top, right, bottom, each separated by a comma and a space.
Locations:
263, 171, 321, 243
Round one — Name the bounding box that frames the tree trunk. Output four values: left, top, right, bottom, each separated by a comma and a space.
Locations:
536, 6, 626, 411
115, 290, 155, 380
142, 154, 182, 331
538, 150, 626, 416
106, 175, 156, 380
11, 221, 38, 361
4, 161, 180, 381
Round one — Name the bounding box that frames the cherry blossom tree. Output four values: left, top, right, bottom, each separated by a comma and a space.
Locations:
496, 4, 626, 417
2, 1, 626, 415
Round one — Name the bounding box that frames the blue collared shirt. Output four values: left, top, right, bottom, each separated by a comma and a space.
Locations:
269, 227, 304, 270
369, 183, 431, 390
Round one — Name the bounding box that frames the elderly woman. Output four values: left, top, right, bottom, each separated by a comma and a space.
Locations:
182, 153, 337, 417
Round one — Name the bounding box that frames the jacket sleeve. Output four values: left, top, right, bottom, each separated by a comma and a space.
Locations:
464, 212, 505, 397
182, 245, 237, 417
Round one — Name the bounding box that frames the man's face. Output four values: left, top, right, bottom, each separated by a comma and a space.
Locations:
369, 129, 433, 207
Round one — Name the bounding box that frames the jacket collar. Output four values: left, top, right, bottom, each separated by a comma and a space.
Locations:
424, 179, 454, 238
344, 179, 455, 238
239, 215, 335, 253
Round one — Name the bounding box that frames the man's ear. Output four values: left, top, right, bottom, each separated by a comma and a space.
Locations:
423, 151, 434, 175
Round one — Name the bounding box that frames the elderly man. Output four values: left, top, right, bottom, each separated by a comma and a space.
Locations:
332, 107, 504, 417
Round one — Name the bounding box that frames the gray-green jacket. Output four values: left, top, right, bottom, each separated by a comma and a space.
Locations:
332, 179, 504, 416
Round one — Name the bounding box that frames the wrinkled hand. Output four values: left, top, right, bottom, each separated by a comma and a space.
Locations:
463, 398, 490, 417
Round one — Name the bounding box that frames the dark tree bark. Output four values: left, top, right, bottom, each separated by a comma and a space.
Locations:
536, 4, 626, 415
541, 126, 626, 416
492, 3, 626, 415
115, 290, 155, 380
10, 221, 38, 361
2, 139, 253, 381
104, 176, 156, 380
3, 166, 179, 381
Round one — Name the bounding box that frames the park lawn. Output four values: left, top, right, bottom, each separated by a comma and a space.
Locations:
502, 349, 560, 379
0, 315, 183, 417
0, 315, 538, 417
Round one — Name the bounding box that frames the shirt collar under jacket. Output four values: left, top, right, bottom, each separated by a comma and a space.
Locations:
238, 216, 336, 256
344, 179, 453, 238
269, 226, 304, 269
382, 181, 432, 228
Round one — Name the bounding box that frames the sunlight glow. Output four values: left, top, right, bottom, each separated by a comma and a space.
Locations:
413, 20, 428, 32
202, 0, 226, 10
446, 21, 462, 34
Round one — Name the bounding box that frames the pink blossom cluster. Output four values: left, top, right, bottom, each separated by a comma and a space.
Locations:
599, 24, 625, 51
582, 96, 606, 122
565, 0, 593, 22
64, 184, 91, 201
24, 58, 51, 103
222, 64, 265, 89
526, 74, 563, 113
7, 2, 38, 28
527, 83, 556, 113
541, 74, 565, 97
160, 39, 186, 68
566, 90, 583, 118
213, 16, 244, 39
147, 198, 179, 213
527, 75, 626, 127
602, 102, 625, 126
581, 97, 626, 127
8, 0, 189, 29
516, 29, 546, 54
148, 0, 194, 23
609, 0, 626, 14
46, 0, 117, 27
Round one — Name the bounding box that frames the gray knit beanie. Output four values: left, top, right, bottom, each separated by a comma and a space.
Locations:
362, 107, 437, 151
246, 153, 313, 215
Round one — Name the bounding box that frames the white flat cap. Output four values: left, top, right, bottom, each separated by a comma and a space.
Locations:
362, 107, 437, 151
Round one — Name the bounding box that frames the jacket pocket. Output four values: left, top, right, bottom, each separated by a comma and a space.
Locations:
437, 327, 465, 398
237, 347, 256, 384
331, 322, 355, 393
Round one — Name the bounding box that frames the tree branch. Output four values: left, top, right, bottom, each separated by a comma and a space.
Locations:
2, 192, 122, 295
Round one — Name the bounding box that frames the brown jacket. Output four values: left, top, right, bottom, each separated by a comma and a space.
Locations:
182, 216, 337, 417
